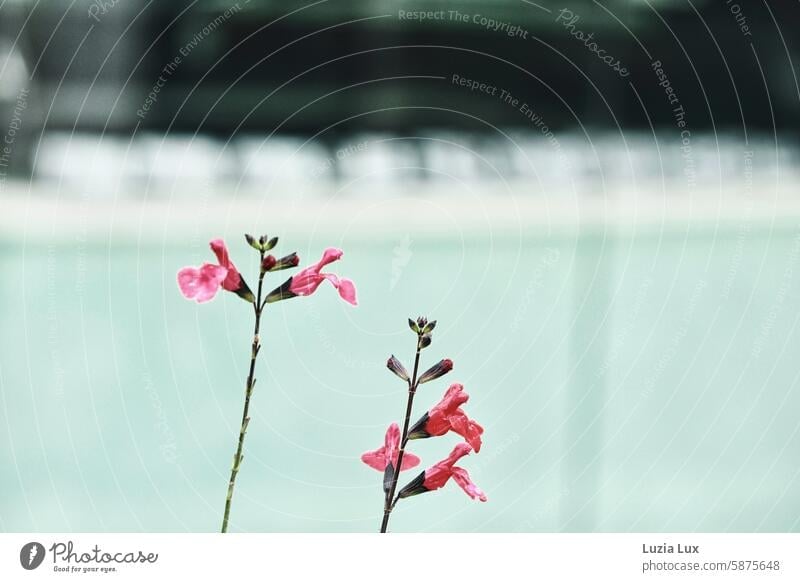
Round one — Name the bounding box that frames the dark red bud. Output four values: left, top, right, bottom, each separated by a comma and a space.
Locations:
267, 252, 300, 272
261, 255, 277, 271
387, 355, 410, 382
417, 358, 453, 384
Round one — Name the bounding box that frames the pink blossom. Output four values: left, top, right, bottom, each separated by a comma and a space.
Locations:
408, 383, 484, 452
177, 239, 254, 303
266, 247, 357, 305
398, 443, 487, 502
361, 423, 420, 472
422, 443, 472, 491
289, 248, 357, 304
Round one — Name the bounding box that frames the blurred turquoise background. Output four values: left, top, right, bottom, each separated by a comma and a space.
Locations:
2, 209, 800, 532
2, 0, 800, 536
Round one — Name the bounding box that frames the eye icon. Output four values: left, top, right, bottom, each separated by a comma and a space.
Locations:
20, 542, 45, 570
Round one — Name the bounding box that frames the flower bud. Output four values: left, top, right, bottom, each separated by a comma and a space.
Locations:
386, 355, 409, 382
419, 333, 432, 349
268, 252, 300, 272
245, 233, 261, 250
416, 316, 428, 329
417, 358, 453, 385
261, 254, 277, 273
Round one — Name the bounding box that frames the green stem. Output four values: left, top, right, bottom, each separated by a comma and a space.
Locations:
221, 252, 266, 533
380, 335, 423, 533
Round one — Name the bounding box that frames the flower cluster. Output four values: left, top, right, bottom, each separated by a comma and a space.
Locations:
362, 317, 486, 532
177, 234, 357, 532
177, 237, 357, 307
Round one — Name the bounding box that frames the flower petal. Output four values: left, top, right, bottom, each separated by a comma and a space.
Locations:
432, 384, 469, 416
448, 411, 484, 453
447, 442, 473, 463
177, 267, 201, 298
451, 467, 487, 502
177, 264, 227, 303
384, 423, 401, 463
320, 273, 358, 306
318, 247, 343, 269
399, 451, 421, 471
209, 238, 232, 269
424, 384, 470, 437
361, 447, 388, 472
209, 239, 245, 292
336, 278, 358, 306
288, 271, 325, 296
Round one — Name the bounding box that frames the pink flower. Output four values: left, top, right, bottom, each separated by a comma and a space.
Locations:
408, 383, 484, 452
177, 239, 254, 303
266, 247, 357, 306
361, 423, 420, 472
398, 443, 487, 502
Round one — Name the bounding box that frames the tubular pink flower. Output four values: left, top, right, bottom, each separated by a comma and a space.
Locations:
361, 423, 420, 472
397, 440, 486, 502
422, 443, 472, 491
177, 238, 254, 304
397, 443, 486, 502
288, 247, 358, 305
408, 383, 484, 452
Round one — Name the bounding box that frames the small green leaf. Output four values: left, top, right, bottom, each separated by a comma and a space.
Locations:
245, 234, 262, 251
